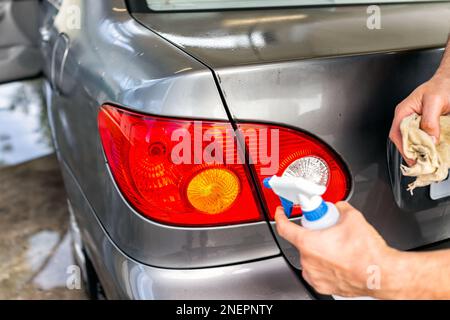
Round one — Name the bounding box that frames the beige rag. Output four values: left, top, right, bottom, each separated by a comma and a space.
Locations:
400, 113, 450, 194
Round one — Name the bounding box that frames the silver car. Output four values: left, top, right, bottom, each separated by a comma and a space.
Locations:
2, 0, 450, 299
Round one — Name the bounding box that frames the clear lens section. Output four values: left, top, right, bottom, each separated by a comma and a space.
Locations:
283, 156, 329, 187
238, 123, 350, 220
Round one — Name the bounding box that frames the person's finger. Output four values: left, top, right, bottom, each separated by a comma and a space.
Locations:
334, 201, 354, 212
389, 102, 416, 166
274, 206, 308, 246
334, 201, 362, 221
302, 270, 313, 287
420, 95, 444, 142
335, 201, 367, 226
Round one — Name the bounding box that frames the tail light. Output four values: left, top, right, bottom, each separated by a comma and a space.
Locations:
98, 104, 350, 226
238, 124, 350, 220
98, 104, 262, 227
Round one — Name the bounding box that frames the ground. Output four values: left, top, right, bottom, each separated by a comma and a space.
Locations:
0, 79, 87, 299
0, 154, 87, 299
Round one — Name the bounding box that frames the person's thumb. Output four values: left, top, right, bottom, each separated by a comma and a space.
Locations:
420, 95, 444, 143
274, 206, 308, 246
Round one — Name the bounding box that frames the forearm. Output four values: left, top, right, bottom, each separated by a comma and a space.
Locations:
377, 249, 450, 299
435, 36, 450, 78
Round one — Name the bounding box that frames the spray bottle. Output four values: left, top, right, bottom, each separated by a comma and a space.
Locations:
263, 175, 339, 230
264, 175, 374, 300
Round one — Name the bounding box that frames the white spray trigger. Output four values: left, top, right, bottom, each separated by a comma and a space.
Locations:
264, 175, 340, 231
265, 175, 326, 212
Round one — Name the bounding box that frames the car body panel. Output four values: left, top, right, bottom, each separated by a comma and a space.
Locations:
217, 49, 450, 269
132, 3, 450, 67
131, 4, 450, 269
42, 0, 280, 269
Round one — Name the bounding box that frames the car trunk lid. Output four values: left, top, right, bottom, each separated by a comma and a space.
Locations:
131, 3, 450, 269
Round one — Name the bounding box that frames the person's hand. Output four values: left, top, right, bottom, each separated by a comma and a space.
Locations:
275, 202, 399, 297
389, 74, 450, 165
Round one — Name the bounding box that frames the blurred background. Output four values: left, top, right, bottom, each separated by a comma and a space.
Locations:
0, 79, 86, 299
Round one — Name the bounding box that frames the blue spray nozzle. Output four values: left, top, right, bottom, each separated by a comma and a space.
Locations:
263, 177, 272, 189
279, 197, 294, 218
263, 177, 293, 217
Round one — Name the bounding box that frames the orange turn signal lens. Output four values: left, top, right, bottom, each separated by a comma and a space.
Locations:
186, 168, 240, 214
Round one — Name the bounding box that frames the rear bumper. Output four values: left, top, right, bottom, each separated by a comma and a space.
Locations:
77, 207, 313, 299
101, 246, 312, 300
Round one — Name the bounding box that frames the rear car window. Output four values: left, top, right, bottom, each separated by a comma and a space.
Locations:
145, 0, 448, 11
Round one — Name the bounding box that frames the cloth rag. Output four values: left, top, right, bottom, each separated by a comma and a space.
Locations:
400, 113, 450, 194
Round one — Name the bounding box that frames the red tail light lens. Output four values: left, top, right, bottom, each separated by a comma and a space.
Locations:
238, 124, 350, 220
98, 105, 262, 227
